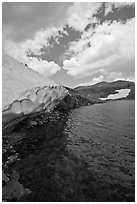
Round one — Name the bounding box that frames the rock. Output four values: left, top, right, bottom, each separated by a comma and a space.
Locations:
3, 164, 8, 169
2, 172, 9, 183
7, 155, 18, 165
2, 180, 31, 201
25, 188, 32, 195
11, 171, 20, 181
29, 120, 37, 127
2, 170, 32, 201
2, 149, 7, 153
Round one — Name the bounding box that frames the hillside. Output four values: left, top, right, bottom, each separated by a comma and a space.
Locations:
74, 80, 135, 100
2, 53, 56, 109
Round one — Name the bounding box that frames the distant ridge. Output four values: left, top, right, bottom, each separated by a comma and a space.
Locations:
74, 80, 135, 100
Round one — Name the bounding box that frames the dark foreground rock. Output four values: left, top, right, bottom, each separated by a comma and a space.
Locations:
2, 171, 31, 201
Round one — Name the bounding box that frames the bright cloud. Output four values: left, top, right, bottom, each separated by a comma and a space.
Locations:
76, 75, 104, 87
66, 2, 135, 30
66, 2, 102, 31
63, 18, 135, 79
75, 71, 135, 87
3, 2, 135, 82
3, 26, 67, 58
27, 57, 61, 77
3, 26, 66, 76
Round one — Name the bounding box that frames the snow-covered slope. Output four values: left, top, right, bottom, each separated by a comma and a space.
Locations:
2, 86, 69, 133
2, 53, 56, 109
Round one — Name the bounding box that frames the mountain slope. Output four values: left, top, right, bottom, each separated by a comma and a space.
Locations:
2, 53, 56, 109
74, 80, 135, 100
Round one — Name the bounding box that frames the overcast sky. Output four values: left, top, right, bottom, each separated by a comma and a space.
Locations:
3, 2, 135, 87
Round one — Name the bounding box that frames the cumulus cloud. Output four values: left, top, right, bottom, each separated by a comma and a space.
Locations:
27, 57, 61, 77
66, 2, 135, 30
104, 72, 135, 82
63, 18, 135, 79
3, 2, 135, 81
3, 26, 66, 76
3, 26, 67, 58
76, 75, 104, 87
66, 2, 102, 31
105, 2, 135, 15
75, 71, 134, 87
3, 37, 61, 77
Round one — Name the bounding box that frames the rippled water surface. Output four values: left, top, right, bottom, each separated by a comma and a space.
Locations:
65, 100, 135, 194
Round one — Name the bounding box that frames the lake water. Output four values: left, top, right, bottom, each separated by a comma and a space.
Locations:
64, 100, 135, 200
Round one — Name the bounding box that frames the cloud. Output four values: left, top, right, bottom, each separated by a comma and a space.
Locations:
27, 57, 61, 77
105, 2, 135, 15
66, 2, 102, 31
4, 26, 67, 57
105, 72, 135, 82
3, 26, 66, 76
3, 36, 61, 77
63, 18, 135, 80
3, 3, 71, 77
75, 71, 135, 87
13, 3, 32, 14
76, 75, 104, 87
3, 2, 135, 82
3, 2, 72, 41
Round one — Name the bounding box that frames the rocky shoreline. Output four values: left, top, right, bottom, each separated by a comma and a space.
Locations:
2, 101, 135, 202
2, 109, 89, 201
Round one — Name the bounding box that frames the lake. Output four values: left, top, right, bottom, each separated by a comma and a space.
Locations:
64, 100, 135, 201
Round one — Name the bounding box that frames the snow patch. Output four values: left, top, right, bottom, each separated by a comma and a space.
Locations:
100, 89, 131, 100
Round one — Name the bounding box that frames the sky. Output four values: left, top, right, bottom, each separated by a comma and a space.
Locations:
2, 2, 135, 88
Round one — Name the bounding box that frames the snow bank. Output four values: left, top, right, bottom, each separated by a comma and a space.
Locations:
2, 86, 69, 135
3, 86, 68, 124
2, 53, 56, 109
